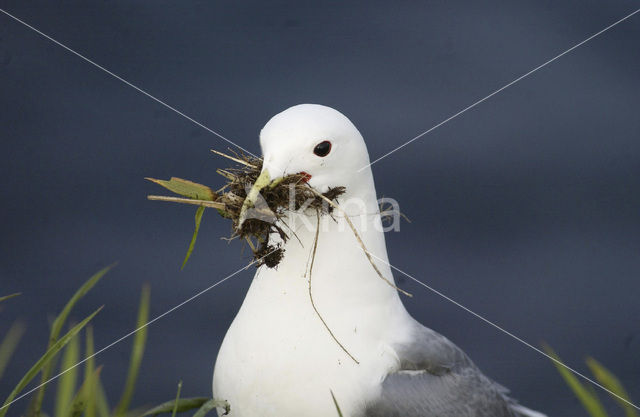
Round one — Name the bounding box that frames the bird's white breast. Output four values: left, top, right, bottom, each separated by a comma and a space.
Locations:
213, 212, 411, 417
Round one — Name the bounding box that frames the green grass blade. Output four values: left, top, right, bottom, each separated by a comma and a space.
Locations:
54, 330, 80, 417
0, 307, 103, 417
94, 377, 111, 417
0, 293, 21, 303
543, 345, 608, 417
0, 321, 26, 380
50, 266, 114, 345
171, 381, 182, 417
140, 397, 210, 416
84, 326, 96, 417
330, 390, 344, 417
587, 357, 639, 417
192, 399, 229, 417
33, 265, 114, 417
123, 407, 148, 417
114, 285, 150, 416
68, 366, 102, 417
181, 206, 205, 269
84, 326, 95, 383
145, 177, 215, 201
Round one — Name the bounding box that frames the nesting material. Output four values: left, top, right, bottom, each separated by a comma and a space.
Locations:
147, 150, 345, 268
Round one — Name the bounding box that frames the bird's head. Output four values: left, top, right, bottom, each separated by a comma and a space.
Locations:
238, 104, 374, 227
256, 103, 371, 193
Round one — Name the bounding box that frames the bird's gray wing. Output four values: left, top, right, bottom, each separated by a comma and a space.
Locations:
363, 320, 520, 417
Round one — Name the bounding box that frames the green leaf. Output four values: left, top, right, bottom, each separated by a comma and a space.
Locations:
0, 307, 103, 417
140, 397, 210, 416
0, 321, 26, 380
114, 285, 150, 416
543, 345, 608, 417
587, 357, 639, 417
182, 206, 205, 269
79, 327, 109, 417
330, 390, 344, 417
193, 399, 229, 417
68, 366, 103, 417
171, 381, 182, 417
54, 330, 80, 417
0, 293, 21, 303
94, 377, 111, 417
146, 177, 215, 201
50, 266, 114, 344
84, 326, 97, 417
32, 264, 114, 417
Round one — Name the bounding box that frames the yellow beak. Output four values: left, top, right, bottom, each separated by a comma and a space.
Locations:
237, 169, 274, 229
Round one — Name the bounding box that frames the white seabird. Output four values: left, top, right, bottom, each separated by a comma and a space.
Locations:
213, 104, 546, 417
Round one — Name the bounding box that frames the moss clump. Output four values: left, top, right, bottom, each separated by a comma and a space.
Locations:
147, 150, 345, 268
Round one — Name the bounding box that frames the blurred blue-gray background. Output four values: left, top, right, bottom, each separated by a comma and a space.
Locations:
1, 1, 639, 415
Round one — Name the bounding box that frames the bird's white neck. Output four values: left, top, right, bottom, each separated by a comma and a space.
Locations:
247, 169, 409, 357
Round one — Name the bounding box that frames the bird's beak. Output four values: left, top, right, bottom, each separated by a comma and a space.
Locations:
237, 168, 278, 229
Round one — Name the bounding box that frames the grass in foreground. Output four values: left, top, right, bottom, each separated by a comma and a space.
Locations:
545, 345, 638, 417
0, 267, 225, 417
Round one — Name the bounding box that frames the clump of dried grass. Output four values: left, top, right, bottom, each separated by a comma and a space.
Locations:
147, 149, 345, 268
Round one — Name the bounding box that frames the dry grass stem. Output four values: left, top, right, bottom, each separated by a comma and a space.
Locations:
309, 189, 413, 298
147, 195, 225, 209
306, 209, 359, 365
211, 149, 258, 168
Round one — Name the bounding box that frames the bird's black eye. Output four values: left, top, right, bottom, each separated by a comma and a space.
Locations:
313, 140, 332, 157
